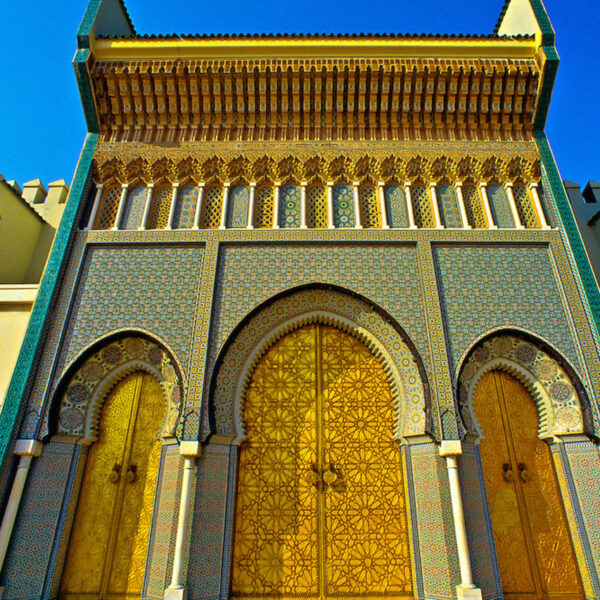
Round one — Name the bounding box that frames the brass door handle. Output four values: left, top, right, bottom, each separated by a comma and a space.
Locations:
109, 463, 121, 483
322, 466, 338, 487
518, 463, 530, 483
502, 463, 514, 483
126, 464, 137, 483
305, 464, 320, 488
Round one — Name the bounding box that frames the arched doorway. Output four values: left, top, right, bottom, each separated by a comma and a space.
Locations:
60, 371, 165, 599
231, 323, 413, 598
474, 370, 584, 599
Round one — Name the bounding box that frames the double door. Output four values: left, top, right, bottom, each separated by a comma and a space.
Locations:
475, 371, 584, 600
232, 324, 413, 599
60, 372, 164, 600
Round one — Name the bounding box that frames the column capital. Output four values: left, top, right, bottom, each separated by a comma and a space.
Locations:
94, 181, 105, 189
439, 440, 462, 457
326, 181, 334, 187
429, 181, 437, 189
478, 181, 487, 188
223, 181, 231, 188
249, 181, 257, 188
172, 181, 180, 188
377, 181, 385, 188
121, 182, 129, 189
147, 182, 155, 188
528, 182, 539, 190
352, 181, 360, 187
274, 181, 281, 187
198, 182, 205, 188
504, 182, 513, 189
300, 181, 308, 187
454, 181, 463, 188
14, 439, 42, 457
179, 441, 202, 457
403, 181, 411, 187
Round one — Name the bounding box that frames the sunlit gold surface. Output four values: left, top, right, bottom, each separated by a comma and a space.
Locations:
232, 324, 413, 599
475, 371, 584, 600
60, 372, 164, 600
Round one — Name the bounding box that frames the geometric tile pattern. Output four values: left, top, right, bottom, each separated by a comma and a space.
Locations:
332, 185, 354, 228
173, 185, 198, 230
486, 184, 515, 228
56, 336, 183, 441
95, 186, 120, 230
208, 243, 428, 397
208, 287, 427, 441
254, 187, 274, 229
436, 184, 462, 228
187, 446, 230, 600
434, 244, 580, 377
278, 185, 301, 228
121, 186, 147, 230
514, 185, 540, 229
384, 185, 409, 228
408, 443, 460, 599
457, 334, 585, 437
58, 245, 203, 376
227, 186, 249, 229
201, 187, 223, 229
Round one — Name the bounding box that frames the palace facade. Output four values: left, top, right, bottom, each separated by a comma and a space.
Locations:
0, 1, 599, 600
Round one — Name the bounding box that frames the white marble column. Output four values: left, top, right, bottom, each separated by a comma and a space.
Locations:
300, 182, 307, 229
430, 182, 443, 229
505, 183, 524, 229
112, 183, 129, 230
193, 183, 205, 230
140, 183, 155, 230
378, 182, 389, 229
273, 182, 281, 229
404, 182, 417, 229
439, 441, 482, 600
352, 183, 362, 229
219, 183, 230, 230
327, 182, 334, 229
0, 440, 43, 572
247, 183, 256, 229
164, 442, 202, 600
166, 182, 180, 230
454, 182, 471, 229
478, 183, 497, 229
529, 183, 551, 229
86, 183, 104, 230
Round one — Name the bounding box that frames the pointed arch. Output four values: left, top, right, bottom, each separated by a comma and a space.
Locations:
456, 330, 594, 440
51, 331, 185, 445
206, 284, 430, 444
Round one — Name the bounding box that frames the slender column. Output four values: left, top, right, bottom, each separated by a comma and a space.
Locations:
219, 183, 230, 230
112, 183, 129, 230
505, 183, 524, 229
404, 181, 417, 229
327, 182, 334, 229
439, 441, 482, 600
140, 183, 155, 230
454, 182, 471, 229
86, 183, 104, 230
164, 442, 202, 600
378, 182, 389, 229
166, 182, 180, 230
352, 183, 362, 229
193, 183, 205, 229
0, 440, 43, 572
247, 182, 256, 229
300, 182, 307, 229
430, 182, 443, 229
529, 183, 551, 229
273, 182, 281, 229
478, 182, 497, 229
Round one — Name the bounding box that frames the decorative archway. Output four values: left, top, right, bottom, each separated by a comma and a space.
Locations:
457, 333, 591, 440
55, 333, 185, 444
206, 286, 430, 443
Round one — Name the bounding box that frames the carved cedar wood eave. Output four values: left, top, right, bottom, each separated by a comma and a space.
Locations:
88, 51, 544, 142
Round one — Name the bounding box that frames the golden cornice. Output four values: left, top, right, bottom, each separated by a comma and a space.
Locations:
91, 36, 538, 61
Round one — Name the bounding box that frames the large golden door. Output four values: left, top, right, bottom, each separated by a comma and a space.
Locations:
232, 324, 413, 599
60, 372, 164, 600
474, 371, 584, 600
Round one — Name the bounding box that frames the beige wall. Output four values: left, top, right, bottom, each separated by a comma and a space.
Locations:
0, 286, 36, 406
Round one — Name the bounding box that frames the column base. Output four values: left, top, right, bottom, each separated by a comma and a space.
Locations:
164, 584, 187, 600
456, 584, 482, 600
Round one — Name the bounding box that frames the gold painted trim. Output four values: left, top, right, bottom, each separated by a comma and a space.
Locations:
91, 36, 538, 61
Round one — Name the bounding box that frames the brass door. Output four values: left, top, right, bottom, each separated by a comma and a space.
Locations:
232, 324, 413, 599
60, 372, 164, 600
475, 371, 584, 600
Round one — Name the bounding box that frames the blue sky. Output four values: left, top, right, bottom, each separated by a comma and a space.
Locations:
0, 0, 598, 190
